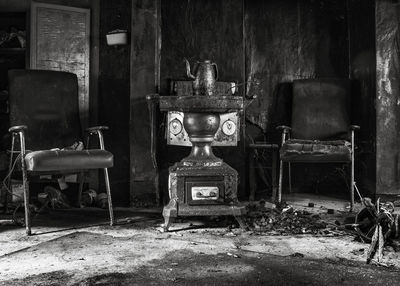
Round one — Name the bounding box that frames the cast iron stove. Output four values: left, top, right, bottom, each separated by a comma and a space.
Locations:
159, 95, 247, 231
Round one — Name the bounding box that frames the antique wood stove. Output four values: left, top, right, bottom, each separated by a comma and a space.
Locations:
158, 89, 247, 231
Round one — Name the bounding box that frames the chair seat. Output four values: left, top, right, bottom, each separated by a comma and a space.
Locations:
280, 139, 351, 163
25, 149, 114, 172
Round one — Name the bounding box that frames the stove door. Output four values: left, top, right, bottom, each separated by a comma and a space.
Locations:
185, 177, 225, 205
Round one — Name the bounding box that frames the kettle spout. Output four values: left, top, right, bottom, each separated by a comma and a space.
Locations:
184, 58, 196, 79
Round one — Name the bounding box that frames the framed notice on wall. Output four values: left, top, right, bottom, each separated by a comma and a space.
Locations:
30, 2, 90, 127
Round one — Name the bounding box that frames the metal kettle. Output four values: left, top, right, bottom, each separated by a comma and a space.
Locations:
185, 59, 218, 96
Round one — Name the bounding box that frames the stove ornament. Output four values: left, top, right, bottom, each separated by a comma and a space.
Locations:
185, 58, 218, 96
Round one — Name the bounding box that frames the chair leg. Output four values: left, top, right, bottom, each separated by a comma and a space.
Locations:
288, 162, 292, 193
350, 130, 355, 212
271, 150, 278, 200
20, 155, 30, 235
249, 151, 256, 201
4, 135, 15, 212
16, 131, 31, 236
78, 171, 85, 208
350, 159, 355, 213
103, 168, 114, 226
276, 160, 284, 203
22, 169, 31, 235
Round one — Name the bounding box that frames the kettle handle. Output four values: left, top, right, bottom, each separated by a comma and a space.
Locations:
185, 58, 196, 79
193, 61, 200, 73
212, 63, 218, 80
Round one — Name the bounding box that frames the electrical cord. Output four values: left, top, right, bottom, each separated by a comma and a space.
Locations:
1, 150, 32, 225
1, 152, 23, 201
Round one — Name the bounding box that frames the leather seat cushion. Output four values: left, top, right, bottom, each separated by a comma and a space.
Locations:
280, 139, 351, 162
25, 149, 113, 172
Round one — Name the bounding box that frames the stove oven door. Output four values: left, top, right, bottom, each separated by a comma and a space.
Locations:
185, 177, 225, 205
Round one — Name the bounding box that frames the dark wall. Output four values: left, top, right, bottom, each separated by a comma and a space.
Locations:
348, 0, 376, 196
160, 0, 244, 94
130, 0, 159, 205
245, 0, 349, 135
376, 0, 400, 196
99, 0, 131, 205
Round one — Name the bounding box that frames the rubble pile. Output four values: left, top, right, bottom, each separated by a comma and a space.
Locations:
244, 201, 342, 236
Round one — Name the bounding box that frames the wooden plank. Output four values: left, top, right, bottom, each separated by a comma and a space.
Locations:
30, 2, 90, 128
376, 0, 400, 195
130, 0, 159, 204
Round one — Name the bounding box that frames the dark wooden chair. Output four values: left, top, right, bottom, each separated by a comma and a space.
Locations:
7, 69, 114, 235
276, 78, 359, 211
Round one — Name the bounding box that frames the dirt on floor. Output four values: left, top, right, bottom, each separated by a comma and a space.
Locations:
3, 249, 400, 286
0, 195, 399, 285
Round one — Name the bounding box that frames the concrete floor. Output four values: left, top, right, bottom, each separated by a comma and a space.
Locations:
0, 194, 400, 285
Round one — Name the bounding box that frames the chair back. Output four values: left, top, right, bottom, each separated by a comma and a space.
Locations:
291, 78, 351, 141
8, 69, 83, 150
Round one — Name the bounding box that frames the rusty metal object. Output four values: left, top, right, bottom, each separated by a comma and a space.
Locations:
159, 95, 243, 113
173, 81, 237, 97
167, 111, 239, 147
183, 113, 220, 142
355, 199, 397, 243
182, 113, 221, 166
162, 149, 246, 232
157, 87, 246, 231
163, 162, 246, 232
356, 198, 398, 264
185, 59, 218, 96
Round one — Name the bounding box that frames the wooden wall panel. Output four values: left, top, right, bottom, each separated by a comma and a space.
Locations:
376, 0, 400, 195
30, 2, 91, 128
130, 0, 159, 205
160, 0, 244, 95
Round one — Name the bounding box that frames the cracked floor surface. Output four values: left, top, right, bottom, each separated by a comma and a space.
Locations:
0, 195, 399, 285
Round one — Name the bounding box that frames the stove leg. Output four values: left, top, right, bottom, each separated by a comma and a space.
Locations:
235, 215, 248, 230
163, 215, 174, 232
162, 198, 178, 232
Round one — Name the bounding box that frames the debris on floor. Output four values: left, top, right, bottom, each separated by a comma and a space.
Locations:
353, 197, 400, 265
40, 185, 70, 209
243, 200, 346, 236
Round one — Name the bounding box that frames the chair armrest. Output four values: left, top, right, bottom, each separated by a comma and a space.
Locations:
9, 125, 27, 133
276, 126, 291, 144
276, 125, 291, 132
86, 126, 109, 134
146, 93, 160, 101
8, 125, 27, 156
350, 125, 360, 131
86, 126, 109, 150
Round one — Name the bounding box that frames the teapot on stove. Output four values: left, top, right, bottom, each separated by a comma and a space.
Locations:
185, 59, 218, 96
